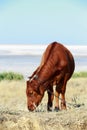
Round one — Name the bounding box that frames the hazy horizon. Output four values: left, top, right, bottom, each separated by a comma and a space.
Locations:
0, 44, 87, 77
0, 44, 87, 56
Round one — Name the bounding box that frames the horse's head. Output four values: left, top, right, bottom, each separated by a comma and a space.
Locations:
26, 78, 44, 111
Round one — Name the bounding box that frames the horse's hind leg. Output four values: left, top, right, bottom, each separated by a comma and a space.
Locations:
55, 81, 66, 110
60, 73, 69, 110
54, 89, 60, 111
60, 91, 66, 110
54, 82, 63, 111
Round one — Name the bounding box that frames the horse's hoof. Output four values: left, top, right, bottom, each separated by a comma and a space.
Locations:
47, 107, 53, 112
54, 107, 59, 112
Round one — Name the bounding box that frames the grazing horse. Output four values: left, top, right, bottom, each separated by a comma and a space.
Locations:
26, 42, 75, 111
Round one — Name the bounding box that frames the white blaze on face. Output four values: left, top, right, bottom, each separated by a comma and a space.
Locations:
33, 102, 37, 109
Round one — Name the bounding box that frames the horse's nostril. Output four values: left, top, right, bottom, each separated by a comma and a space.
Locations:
28, 105, 34, 111
28, 106, 31, 111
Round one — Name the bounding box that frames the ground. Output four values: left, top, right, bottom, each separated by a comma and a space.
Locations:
0, 78, 87, 130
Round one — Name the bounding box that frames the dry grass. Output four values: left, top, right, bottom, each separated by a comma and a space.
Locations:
0, 78, 87, 111
0, 78, 87, 130
66, 78, 87, 108
0, 80, 27, 111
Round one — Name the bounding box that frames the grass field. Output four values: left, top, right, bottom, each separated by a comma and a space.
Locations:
0, 71, 87, 111
0, 72, 24, 81
0, 72, 87, 130
72, 71, 87, 78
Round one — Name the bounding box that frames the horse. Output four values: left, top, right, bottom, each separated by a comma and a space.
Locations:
26, 42, 75, 111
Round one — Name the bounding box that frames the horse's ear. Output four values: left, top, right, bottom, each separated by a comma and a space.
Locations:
26, 76, 32, 86
28, 75, 38, 82
33, 75, 38, 80
27, 76, 33, 82
26, 80, 29, 89
28, 76, 31, 80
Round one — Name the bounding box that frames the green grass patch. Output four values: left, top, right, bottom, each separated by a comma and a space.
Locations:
72, 72, 87, 78
0, 72, 24, 81
0, 71, 87, 81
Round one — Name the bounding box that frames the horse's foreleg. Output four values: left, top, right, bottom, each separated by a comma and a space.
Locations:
47, 85, 54, 111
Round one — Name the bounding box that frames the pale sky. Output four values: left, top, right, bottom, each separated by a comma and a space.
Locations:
0, 0, 87, 45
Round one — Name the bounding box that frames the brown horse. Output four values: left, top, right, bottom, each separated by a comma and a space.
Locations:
26, 42, 75, 111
